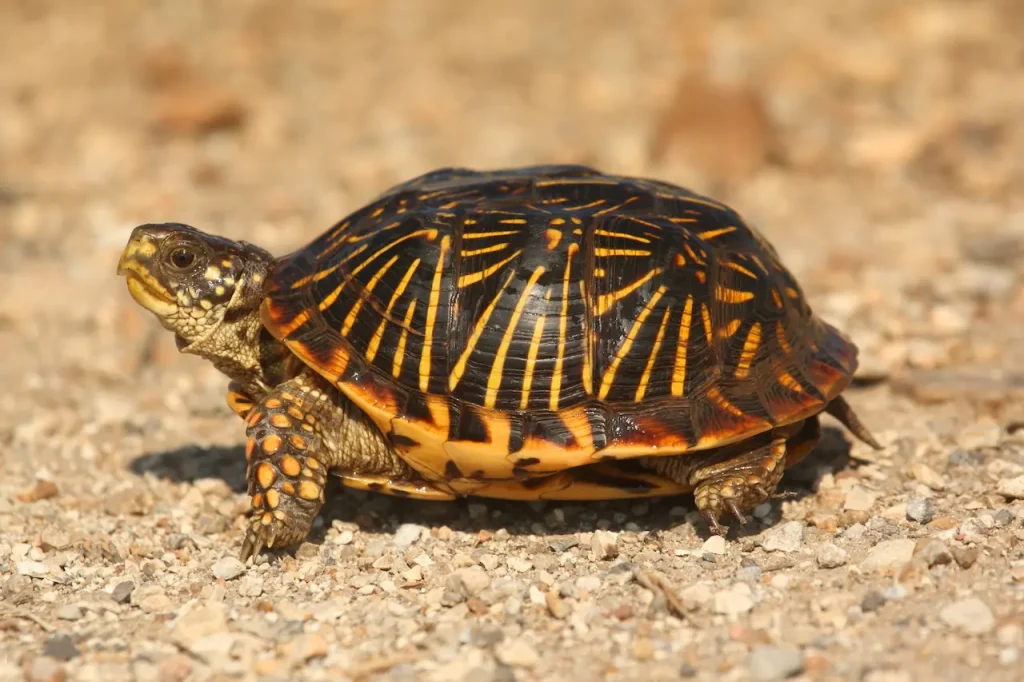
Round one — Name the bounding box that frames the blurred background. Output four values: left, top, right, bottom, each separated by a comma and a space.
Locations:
2, 3, 1024, 680
1, 0, 1023, 389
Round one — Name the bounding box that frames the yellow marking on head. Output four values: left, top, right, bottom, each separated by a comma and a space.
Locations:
449, 270, 517, 392
484, 267, 547, 408
269, 413, 291, 429
499, 218, 527, 225
521, 311, 548, 410
245, 439, 255, 462
419, 235, 451, 392
776, 322, 792, 354
200, 299, 212, 311
700, 304, 714, 347
724, 261, 758, 279
214, 285, 226, 297
695, 270, 707, 284
595, 228, 651, 244
256, 462, 276, 489
251, 493, 263, 509
204, 265, 222, 280
596, 268, 662, 315
674, 253, 686, 267
262, 434, 282, 455
462, 229, 518, 239
594, 247, 651, 257
716, 286, 755, 304
462, 243, 509, 257
392, 299, 418, 379
571, 217, 583, 225
579, 279, 593, 396
549, 217, 566, 226
341, 254, 400, 337
252, 273, 263, 284
598, 286, 666, 401
572, 228, 583, 235
288, 434, 308, 450
636, 306, 672, 402
734, 322, 762, 379
458, 249, 522, 287
671, 296, 694, 396
545, 229, 562, 250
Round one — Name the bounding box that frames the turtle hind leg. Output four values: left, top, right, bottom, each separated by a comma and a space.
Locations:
639, 419, 819, 536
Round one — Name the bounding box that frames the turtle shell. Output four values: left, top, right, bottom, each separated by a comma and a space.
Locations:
261, 165, 860, 493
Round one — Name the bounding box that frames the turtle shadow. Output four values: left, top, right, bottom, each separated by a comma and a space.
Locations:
129, 425, 852, 546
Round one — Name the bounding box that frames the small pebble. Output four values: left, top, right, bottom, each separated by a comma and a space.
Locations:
760, 521, 804, 553
861, 589, 886, 613
26, 657, 65, 682
844, 487, 878, 512
392, 523, 425, 549
748, 645, 804, 681
996, 475, 1024, 500
56, 605, 83, 621
956, 420, 1002, 450
861, 539, 915, 571
906, 498, 934, 524
816, 542, 848, 569
495, 638, 539, 668
939, 597, 995, 634
549, 536, 579, 553
110, 581, 135, 603
714, 582, 755, 616
212, 556, 246, 581
43, 632, 78, 661
591, 530, 619, 560
456, 567, 492, 597
913, 538, 953, 567
702, 535, 727, 555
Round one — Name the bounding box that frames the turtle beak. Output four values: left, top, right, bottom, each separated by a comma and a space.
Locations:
118, 225, 178, 315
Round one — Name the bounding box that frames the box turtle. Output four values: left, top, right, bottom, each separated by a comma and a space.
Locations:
117, 165, 879, 560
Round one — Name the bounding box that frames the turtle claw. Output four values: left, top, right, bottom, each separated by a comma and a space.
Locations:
726, 499, 749, 526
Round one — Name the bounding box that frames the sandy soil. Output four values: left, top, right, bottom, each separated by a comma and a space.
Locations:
1, 1, 1024, 681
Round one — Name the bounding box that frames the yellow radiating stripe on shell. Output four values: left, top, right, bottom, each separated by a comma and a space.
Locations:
419, 235, 450, 392
521, 307, 548, 410
458, 249, 523, 287
594, 247, 651, 257
594, 229, 651, 244
448, 270, 518, 392
341, 254, 399, 337
393, 300, 418, 379
636, 306, 672, 402
598, 286, 666, 401
716, 286, 755, 304
550, 243, 577, 410
366, 257, 422, 362
734, 322, 762, 379
671, 296, 694, 396
596, 268, 661, 316
485, 267, 546, 409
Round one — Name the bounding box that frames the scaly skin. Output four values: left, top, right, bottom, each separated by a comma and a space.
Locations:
117, 223, 411, 560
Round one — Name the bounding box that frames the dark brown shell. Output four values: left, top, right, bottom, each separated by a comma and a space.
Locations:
261, 165, 859, 487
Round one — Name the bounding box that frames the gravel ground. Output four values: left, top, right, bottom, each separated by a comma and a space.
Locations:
2, 2, 1024, 681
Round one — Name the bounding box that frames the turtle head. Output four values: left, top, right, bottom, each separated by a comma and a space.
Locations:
117, 223, 274, 374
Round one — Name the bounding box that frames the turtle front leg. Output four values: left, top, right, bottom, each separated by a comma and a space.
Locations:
240, 374, 333, 561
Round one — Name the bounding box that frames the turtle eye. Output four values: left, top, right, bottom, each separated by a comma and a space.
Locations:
168, 247, 197, 270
